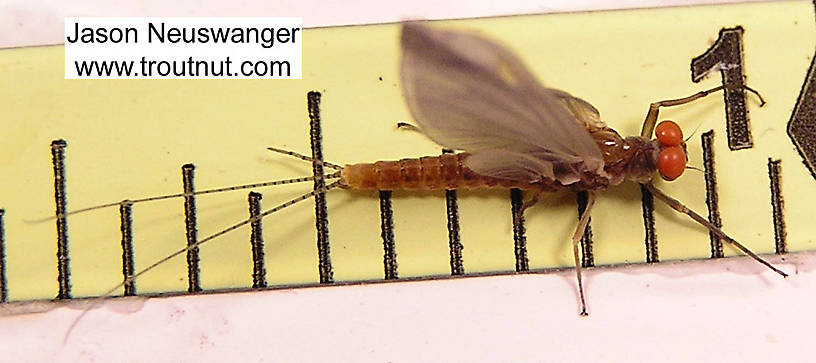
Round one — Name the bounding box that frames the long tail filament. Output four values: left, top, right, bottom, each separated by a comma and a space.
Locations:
64, 178, 343, 343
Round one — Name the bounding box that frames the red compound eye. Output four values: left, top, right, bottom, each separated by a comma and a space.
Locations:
656, 120, 683, 147
657, 146, 686, 181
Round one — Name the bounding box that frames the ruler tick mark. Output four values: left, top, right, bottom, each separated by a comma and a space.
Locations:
767, 159, 787, 255
445, 189, 464, 276
51, 139, 71, 300
248, 192, 267, 288
576, 191, 595, 268
182, 164, 201, 293
510, 188, 528, 272
640, 184, 658, 263
702, 130, 724, 259
379, 190, 398, 280
0, 209, 6, 302
308, 91, 334, 284
119, 202, 135, 296
443, 149, 464, 276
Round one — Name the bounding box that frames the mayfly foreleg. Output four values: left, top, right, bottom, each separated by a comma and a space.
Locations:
639, 85, 766, 138
644, 182, 788, 277
571, 191, 596, 316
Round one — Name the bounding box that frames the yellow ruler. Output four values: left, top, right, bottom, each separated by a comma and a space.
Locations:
0, 0, 814, 302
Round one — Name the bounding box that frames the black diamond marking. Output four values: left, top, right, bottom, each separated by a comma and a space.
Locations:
119, 202, 135, 296
308, 91, 333, 284
576, 191, 595, 268
701, 130, 724, 258
767, 159, 787, 254
510, 188, 529, 272
379, 190, 398, 280
248, 192, 267, 288
182, 164, 201, 292
787, 3, 816, 180
640, 184, 658, 263
51, 139, 71, 300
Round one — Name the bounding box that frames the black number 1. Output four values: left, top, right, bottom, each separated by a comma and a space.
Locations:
691, 26, 754, 151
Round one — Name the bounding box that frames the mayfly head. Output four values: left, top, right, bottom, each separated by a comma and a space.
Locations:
654, 120, 688, 181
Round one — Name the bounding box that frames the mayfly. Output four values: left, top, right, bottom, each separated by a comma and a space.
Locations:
65, 22, 786, 325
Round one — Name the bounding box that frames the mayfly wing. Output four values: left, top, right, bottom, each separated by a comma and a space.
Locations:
551, 89, 607, 131
399, 23, 606, 184
464, 149, 556, 182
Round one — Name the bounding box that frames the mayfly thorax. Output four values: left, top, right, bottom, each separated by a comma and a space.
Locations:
62, 22, 787, 324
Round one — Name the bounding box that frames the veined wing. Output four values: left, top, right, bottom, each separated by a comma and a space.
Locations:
399, 23, 605, 185
552, 89, 607, 131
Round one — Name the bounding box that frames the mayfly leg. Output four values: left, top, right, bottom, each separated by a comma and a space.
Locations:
639, 85, 766, 138
571, 191, 596, 316
636, 85, 786, 277
645, 183, 788, 277
512, 189, 544, 225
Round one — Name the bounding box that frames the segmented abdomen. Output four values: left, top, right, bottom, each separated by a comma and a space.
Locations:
340, 153, 539, 191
